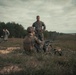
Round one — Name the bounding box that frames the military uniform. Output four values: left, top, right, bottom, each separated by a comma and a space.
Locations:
32, 21, 46, 41
23, 27, 42, 52
3, 29, 10, 41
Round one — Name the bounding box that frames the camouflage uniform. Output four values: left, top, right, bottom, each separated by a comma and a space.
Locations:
23, 27, 42, 52
3, 29, 10, 41
4, 29, 10, 41
32, 21, 46, 41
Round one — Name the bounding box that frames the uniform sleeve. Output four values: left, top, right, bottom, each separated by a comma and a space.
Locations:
34, 36, 42, 44
32, 23, 35, 27
6, 29, 10, 36
42, 22, 46, 30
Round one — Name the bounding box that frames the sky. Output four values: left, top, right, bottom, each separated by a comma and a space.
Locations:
0, 0, 76, 33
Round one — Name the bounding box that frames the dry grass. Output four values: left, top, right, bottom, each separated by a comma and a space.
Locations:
0, 37, 76, 75
0, 65, 22, 74
0, 47, 20, 54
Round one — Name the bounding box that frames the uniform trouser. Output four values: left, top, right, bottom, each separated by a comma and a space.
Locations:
35, 32, 44, 41
35, 32, 44, 52
34, 44, 41, 52
4, 35, 8, 41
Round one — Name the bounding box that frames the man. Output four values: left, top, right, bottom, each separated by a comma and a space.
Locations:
32, 15, 46, 41
23, 26, 42, 53
3, 28, 10, 41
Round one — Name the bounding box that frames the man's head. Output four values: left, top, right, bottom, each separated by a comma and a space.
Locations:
36, 15, 40, 21
3, 28, 8, 32
27, 26, 35, 35
3, 28, 6, 31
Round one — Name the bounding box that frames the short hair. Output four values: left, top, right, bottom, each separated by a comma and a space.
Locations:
27, 27, 35, 33
36, 15, 40, 18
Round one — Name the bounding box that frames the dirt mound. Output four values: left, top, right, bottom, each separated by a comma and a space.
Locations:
0, 47, 20, 54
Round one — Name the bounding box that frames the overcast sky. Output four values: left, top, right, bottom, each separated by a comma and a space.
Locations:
0, 0, 76, 33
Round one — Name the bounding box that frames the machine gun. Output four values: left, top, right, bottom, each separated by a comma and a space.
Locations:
43, 40, 62, 56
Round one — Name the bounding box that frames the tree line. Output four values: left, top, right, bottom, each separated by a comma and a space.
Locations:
0, 22, 27, 38
0, 22, 64, 40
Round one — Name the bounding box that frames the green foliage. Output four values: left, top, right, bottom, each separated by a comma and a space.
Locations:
44, 30, 59, 40
0, 22, 26, 38
1, 22, 75, 40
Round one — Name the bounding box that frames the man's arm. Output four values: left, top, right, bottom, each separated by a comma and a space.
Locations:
34, 36, 42, 44
32, 23, 35, 27
42, 22, 46, 30
6, 30, 10, 36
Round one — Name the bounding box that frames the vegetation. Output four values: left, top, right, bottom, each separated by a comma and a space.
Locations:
0, 21, 70, 39
0, 22, 26, 38
0, 21, 76, 75
0, 35, 76, 75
